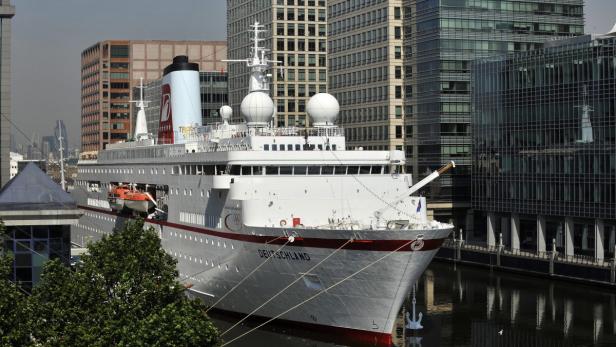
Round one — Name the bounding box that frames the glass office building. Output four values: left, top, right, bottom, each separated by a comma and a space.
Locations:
403, 0, 584, 227
472, 34, 616, 260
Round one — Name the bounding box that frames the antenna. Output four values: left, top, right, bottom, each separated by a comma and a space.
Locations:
130, 77, 152, 141
222, 21, 283, 93
57, 120, 66, 191
130, 77, 150, 109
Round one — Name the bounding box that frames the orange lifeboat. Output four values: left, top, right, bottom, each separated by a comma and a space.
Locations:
108, 185, 155, 213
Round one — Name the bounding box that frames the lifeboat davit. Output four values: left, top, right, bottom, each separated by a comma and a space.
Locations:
108, 185, 155, 213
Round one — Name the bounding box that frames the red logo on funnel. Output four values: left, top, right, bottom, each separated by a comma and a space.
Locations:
158, 84, 174, 144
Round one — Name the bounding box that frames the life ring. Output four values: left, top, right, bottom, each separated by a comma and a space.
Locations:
410, 238, 425, 251
280, 219, 287, 227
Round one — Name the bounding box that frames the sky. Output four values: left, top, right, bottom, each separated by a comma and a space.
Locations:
9, 0, 616, 149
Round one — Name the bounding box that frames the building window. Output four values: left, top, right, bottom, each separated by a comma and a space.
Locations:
110, 45, 129, 58
395, 106, 403, 118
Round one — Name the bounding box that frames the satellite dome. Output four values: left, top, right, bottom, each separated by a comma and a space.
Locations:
219, 105, 233, 123
307, 93, 339, 127
240, 92, 274, 127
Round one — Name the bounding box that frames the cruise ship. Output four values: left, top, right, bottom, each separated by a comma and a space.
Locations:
72, 23, 453, 346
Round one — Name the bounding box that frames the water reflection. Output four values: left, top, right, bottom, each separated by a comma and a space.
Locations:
210, 261, 616, 346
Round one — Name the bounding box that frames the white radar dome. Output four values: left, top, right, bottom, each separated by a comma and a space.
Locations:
219, 105, 233, 123
240, 92, 275, 127
307, 93, 339, 127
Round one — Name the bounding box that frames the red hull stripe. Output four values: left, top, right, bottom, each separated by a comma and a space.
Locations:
209, 307, 393, 347
78, 205, 446, 252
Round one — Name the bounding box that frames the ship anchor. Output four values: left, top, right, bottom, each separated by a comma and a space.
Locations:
406, 282, 423, 330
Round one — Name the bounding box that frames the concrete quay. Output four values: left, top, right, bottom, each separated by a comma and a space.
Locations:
436, 238, 616, 287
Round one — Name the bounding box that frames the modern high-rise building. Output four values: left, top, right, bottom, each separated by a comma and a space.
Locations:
80, 40, 226, 152
328, 0, 404, 151
403, 0, 584, 228
0, 0, 14, 186
472, 33, 616, 261
135, 71, 228, 137
227, 0, 328, 127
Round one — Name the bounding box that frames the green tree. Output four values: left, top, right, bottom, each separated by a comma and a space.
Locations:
29, 218, 220, 347
0, 253, 30, 346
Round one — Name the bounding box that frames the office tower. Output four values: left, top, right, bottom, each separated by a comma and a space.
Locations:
472, 33, 616, 259
403, 0, 584, 228
227, 0, 328, 127
136, 71, 228, 137
81, 40, 226, 152
0, 0, 14, 186
42, 135, 56, 160
328, 0, 404, 151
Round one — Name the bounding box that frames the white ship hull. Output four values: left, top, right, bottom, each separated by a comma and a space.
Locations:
74, 206, 450, 345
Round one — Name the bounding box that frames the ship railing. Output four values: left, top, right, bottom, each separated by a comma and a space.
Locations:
252, 127, 345, 138
180, 125, 344, 141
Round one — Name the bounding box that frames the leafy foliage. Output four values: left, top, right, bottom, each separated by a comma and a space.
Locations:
0, 253, 31, 346
0, 219, 219, 346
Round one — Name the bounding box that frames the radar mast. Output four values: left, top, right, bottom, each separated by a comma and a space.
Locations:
223, 21, 281, 93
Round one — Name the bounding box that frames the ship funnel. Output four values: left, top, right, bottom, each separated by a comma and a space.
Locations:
157, 55, 202, 144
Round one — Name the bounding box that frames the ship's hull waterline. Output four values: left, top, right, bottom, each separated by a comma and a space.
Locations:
73, 207, 450, 344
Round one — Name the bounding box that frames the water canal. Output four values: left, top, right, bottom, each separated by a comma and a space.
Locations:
211, 260, 616, 346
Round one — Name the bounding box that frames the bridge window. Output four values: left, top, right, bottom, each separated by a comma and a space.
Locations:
321, 166, 334, 175
294, 166, 307, 175
279, 166, 293, 175
266, 166, 278, 175
203, 165, 215, 175
229, 165, 241, 175
347, 166, 360, 175
308, 166, 320, 175
264, 144, 270, 151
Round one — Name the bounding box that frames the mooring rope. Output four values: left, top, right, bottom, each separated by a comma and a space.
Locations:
220, 239, 415, 346
221, 238, 354, 337
204, 237, 293, 314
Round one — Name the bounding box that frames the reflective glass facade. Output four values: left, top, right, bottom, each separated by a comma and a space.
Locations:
403, 0, 583, 224
472, 35, 616, 221
4, 225, 71, 293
